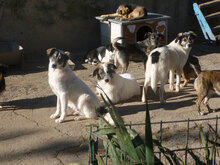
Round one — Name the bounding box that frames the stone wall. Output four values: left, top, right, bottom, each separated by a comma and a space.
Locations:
0, 0, 201, 58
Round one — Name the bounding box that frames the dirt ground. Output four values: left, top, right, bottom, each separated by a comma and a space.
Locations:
0, 44, 220, 165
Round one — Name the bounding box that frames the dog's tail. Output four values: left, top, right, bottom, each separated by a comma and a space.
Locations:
112, 37, 124, 51
190, 63, 201, 76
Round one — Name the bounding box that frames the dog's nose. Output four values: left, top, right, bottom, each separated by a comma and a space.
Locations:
188, 44, 192, 47
52, 64, 57, 68
105, 79, 109, 83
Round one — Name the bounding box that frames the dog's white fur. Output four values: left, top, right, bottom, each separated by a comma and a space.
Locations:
95, 63, 140, 104
142, 32, 195, 104
48, 50, 113, 124
99, 49, 115, 63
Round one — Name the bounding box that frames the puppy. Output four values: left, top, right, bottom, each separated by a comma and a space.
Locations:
191, 65, 220, 115
112, 32, 163, 73
142, 31, 197, 104
85, 44, 115, 65
93, 62, 140, 104
137, 32, 164, 56
181, 55, 201, 87
101, 4, 147, 21
47, 48, 113, 124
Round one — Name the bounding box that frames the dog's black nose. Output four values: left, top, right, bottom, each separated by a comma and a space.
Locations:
105, 79, 109, 83
52, 64, 57, 68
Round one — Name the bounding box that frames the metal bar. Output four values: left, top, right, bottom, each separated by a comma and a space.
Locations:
105, 141, 108, 165
159, 120, 162, 160
89, 126, 92, 165
214, 115, 218, 164
185, 119, 190, 164
154, 145, 216, 153
129, 121, 132, 129
123, 116, 220, 126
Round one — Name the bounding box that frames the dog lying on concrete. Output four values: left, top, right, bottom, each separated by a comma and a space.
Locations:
93, 62, 140, 104
85, 44, 115, 65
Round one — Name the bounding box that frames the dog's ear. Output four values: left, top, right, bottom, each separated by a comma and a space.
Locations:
93, 67, 99, 78
65, 51, 70, 57
144, 32, 152, 39
107, 63, 117, 70
188, 31, 197, 38
157, 33, 164, 39
46, 48, 56, 56
175, 32, 183, 43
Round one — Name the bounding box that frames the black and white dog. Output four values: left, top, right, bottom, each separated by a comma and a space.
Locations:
47, 48, 113, 124
112, 32, 164, 73
142, 31, 197, 104
93, 62, 140, 104
85, 44, 115, 65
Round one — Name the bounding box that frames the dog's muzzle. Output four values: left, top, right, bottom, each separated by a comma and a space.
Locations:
188, 43, 192, 47
52, 64, 57, 69
104, 79, 109, 83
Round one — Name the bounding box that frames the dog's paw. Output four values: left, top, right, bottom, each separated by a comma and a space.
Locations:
209, 108, 216, 113
180, 84, 185, 88
74, 116, 81, 121
199, 112, 205, 116
55, 118, 64, 123
73, 111, 80, 116
50, 113, 59, 119
175, 87, 180, 92
169, 85, 175, 91
160, 99, 166, 105
141, 96, 146, 103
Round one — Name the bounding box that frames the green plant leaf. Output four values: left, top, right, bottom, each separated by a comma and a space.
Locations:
145, 100, 155, 165
200, 128, 209, 159
188, 150, 205, 165
96, 155, 105, 165
153, 136, 183, 165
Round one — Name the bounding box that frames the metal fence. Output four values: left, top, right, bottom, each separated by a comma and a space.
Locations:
89, 116, 220, 165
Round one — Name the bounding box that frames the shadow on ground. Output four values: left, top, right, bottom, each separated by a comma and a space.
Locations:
1, 95, 56, 111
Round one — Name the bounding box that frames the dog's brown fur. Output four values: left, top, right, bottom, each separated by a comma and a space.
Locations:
119, 6, 147, 21
100, 5, 131, 21
192, 65, 220, 115
181, 56, 201, 87
101, 5, 147, 21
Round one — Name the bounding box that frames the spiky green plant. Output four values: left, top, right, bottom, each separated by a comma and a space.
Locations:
89, 88, 220, 165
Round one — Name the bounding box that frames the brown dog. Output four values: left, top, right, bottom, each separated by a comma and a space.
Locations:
181, 55, 201, 87
119, 6, 147, 21
191, 65, 220, 115
101, 4, 147, 21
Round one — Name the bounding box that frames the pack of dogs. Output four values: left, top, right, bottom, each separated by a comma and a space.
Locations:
2, 4, 218, 124
45, 25, 220, 124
